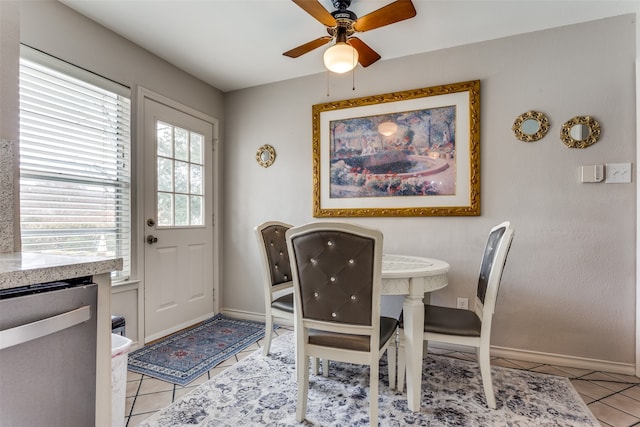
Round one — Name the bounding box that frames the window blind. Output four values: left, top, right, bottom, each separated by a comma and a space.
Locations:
19, 50, 131, 281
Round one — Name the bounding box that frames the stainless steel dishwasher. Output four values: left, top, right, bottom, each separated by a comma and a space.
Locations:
0, 277, 98, 427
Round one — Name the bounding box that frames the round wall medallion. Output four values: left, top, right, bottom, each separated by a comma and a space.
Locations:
256, 144, 276, 168
512, 110, 550, 142
560, 116, 601, 149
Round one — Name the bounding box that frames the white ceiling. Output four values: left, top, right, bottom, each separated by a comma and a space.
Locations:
59, 0, 637, 92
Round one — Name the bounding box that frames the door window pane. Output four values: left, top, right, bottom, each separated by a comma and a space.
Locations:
157, 192, 173, 226
157, 158, 173, 192
190, 196, 203, 225
190, 164, 203, 195
174, 161, 189, 193
190, 133, 203, 164
174, 194, 189, 226
155, 124, 206, 227
157, 122, 173, 157
174, 127, 189, 161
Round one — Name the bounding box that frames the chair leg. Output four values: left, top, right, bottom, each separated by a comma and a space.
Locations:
310, 358, 328, 375
369, 360, 379, 427
478, 345, 496, 409
296, 354, 310, 422
311, 357, 322, 377
263, 314, 274, 356
387, 339, 396, 390
397, 334, 405, 392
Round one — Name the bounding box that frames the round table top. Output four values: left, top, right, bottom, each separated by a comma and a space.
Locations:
381, 254, 450, 279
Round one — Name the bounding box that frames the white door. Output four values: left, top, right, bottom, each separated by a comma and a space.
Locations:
143, 98, 215, 342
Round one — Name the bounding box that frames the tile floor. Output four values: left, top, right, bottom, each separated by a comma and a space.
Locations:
124, 327, 640, 427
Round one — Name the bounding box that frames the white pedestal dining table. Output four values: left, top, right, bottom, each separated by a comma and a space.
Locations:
381, 254, 450, 412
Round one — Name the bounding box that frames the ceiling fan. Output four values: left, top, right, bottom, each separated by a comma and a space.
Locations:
283, 0, 417, 72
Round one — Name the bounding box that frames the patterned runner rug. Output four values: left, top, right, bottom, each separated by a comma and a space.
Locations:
138, 332, 598, 426
127, 314, 269, 386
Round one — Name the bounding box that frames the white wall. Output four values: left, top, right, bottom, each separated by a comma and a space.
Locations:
223, 15, 636, 367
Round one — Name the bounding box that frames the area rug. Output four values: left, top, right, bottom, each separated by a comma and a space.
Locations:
138, 332, 598, 426
127, 314, 270, 386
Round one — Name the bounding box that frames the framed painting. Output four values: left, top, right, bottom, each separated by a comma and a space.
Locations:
312, 80, 480, 217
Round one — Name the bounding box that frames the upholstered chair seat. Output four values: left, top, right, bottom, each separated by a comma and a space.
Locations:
309, 316, 398, 352
270, 293, 294, 314
415, 305, 482, 337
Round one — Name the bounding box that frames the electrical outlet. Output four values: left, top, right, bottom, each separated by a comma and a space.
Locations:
456, 297, 469, 310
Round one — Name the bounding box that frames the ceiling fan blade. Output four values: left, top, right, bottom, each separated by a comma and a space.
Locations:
353, 0, 416, 32
348, 37, 381, 67
292, 0, 337, 27
283, 36, 333, 58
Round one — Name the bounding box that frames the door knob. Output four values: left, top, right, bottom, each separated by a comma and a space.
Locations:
147, 218, 155, 226
146, 235, 158, 244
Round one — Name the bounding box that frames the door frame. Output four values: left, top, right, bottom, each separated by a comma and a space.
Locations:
135, 87, 221, 344
636, 59, 639, 378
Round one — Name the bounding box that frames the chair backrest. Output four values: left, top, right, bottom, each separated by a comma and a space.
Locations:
254, 221, 294, 297
474, 221, 514, 324
286, 222, 383, 342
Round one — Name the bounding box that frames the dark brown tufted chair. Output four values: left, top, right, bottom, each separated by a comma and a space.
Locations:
254, 221, 296, 357
286, 222, 397, 426
255, 221, 328, 375
397, 221, 514, 409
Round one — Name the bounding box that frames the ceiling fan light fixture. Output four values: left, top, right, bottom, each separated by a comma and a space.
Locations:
323, 42, 358, 73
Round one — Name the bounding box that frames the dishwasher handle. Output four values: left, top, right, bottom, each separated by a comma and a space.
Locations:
0, 305, 92, 350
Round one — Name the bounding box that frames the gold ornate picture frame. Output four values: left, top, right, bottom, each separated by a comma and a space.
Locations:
312, 80, 481, 217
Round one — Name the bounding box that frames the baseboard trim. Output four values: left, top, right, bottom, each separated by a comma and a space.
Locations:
144, 311, 215, 343
429, 342, 636, 376
220, 308, 263, 323
220, 308, 293, 327
490, 345, 636, 376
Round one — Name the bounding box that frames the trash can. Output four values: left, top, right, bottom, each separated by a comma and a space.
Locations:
111, 333, 132, 427
111, 315, 126, 336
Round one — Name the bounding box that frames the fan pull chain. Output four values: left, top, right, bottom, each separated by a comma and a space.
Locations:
326, 70, 330, 97
352, 66, 356, 91
352, 47, 356, 91
324, 65, 356, 96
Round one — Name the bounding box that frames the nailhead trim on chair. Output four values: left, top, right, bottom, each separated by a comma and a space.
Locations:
262, 225, 292, 286
291, 231, 374, 326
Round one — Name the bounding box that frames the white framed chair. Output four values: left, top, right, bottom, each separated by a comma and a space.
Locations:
286, 222, 397, 426
397, 221, 514, 409
254, 221, 329, 374
254, 221, 296, 357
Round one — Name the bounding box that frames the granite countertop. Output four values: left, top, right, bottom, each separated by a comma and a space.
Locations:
0, 252, 123, 290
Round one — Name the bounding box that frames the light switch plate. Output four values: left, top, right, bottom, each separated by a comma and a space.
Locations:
605, 163, 632, 183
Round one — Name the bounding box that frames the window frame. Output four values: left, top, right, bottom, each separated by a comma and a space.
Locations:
18, 45, 132, 282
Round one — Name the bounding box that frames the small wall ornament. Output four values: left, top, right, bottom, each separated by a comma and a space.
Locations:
560, 116, 601, 149
512, 110, 550, 142
256, 144, 276, 168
